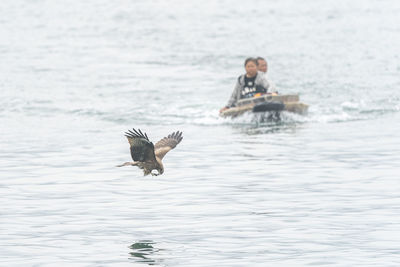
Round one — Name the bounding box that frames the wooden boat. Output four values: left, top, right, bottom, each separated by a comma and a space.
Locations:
220, 94, 308, 118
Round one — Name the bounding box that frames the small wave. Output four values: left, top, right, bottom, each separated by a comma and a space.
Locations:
308, 97, 400, 123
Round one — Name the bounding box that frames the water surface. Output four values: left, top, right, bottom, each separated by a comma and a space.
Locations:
1, 0, 400, 266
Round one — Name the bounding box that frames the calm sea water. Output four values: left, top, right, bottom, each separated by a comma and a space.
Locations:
1, 0, 400, 266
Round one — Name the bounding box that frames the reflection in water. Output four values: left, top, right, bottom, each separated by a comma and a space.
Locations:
242, 121, 300, 135
129, 240, 162, 265
252, 111, 282, 124
229, 111, 304, 135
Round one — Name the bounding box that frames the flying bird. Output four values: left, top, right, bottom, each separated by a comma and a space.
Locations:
117, 128, 183, 176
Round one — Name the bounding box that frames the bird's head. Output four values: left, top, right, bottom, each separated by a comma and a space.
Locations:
151, 167, 164, 176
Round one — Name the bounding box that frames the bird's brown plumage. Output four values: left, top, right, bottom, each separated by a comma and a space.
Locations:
117, 128, 183, 176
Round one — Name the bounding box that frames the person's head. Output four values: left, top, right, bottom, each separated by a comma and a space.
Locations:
256, 57, 268, 73
244, 57, 258, 77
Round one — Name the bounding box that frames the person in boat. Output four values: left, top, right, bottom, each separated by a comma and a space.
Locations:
256, 56, 278, 92
256, 57, 268, 73
220, 57, 277, 113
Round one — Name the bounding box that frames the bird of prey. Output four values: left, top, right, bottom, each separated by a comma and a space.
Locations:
117, 128, 183, 176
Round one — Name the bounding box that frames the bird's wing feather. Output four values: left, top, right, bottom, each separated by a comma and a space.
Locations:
154, 131, 183, 160
125, 128, 156, 162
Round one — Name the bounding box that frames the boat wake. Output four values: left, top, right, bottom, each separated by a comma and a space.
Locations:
4, 92, 397, 129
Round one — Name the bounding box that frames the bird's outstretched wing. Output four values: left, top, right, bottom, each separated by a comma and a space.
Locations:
154, 131, 183, 160
125, 128, 156, 162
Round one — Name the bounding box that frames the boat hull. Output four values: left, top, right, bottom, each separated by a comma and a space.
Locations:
220, 94, 308, 118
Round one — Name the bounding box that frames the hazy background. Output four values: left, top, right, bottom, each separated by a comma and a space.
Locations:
1, 0, 399, 266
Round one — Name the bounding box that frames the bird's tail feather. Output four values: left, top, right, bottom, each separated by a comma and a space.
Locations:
116, 162, 138, 167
